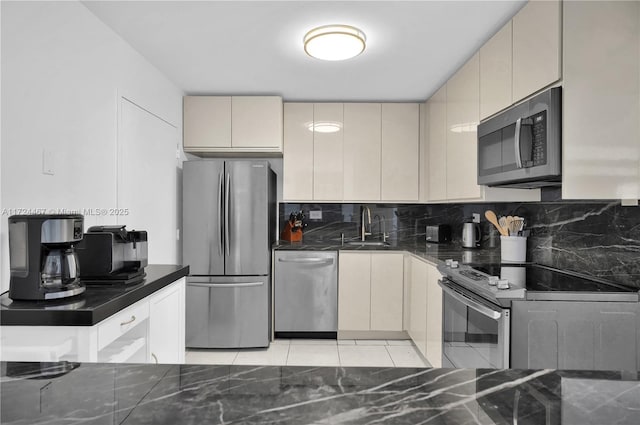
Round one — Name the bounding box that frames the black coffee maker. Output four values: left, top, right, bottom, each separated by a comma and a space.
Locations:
8, 214, 86, 301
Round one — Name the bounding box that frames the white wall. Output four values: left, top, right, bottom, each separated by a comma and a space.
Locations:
1, 1, 185, 291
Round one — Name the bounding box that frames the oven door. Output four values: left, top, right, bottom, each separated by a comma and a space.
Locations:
439, 279, 510, 369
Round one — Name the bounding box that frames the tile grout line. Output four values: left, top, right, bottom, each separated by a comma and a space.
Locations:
385, 345, 398, 368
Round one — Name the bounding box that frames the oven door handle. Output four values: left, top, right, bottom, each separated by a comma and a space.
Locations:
438, 280, 502, 320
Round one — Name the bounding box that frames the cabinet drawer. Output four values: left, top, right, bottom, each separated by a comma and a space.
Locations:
98, 301, 149, 351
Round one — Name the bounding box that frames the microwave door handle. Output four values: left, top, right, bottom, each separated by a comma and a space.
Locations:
514, 117, 523, 169
438, 280, 502, 320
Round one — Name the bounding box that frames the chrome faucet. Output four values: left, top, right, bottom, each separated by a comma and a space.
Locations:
374, 214, 389, 243
360, 206, 372, 241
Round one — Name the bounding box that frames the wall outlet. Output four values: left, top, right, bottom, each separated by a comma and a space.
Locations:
472, 213, 480, 223
309, 210, 322, 220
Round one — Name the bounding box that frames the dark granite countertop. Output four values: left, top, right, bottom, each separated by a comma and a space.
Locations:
274, 240, 502, 266
0, 264, 189, 326
2, 362, 639, 424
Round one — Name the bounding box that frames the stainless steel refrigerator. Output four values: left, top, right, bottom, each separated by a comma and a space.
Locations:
183, 159, 276, 348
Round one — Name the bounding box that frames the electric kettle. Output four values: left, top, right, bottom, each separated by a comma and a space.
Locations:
461, 222, 481, 248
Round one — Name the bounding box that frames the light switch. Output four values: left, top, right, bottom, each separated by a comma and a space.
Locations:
42, 149, 55, 175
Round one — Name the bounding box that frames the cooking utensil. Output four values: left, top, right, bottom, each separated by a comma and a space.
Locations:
485, 210, 508, 236
509, 219, 524, 236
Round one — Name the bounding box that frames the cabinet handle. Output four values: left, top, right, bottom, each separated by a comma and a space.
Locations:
151, 353, 159, 364
120, 315, 136, 326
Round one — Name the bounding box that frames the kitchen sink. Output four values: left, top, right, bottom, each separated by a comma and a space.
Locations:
345, 241, 391, 247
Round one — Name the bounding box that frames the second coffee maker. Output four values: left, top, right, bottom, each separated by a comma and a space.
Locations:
461, 222, 481, 248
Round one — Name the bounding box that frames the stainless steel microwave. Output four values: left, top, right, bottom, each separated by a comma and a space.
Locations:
477, 87, 561, 188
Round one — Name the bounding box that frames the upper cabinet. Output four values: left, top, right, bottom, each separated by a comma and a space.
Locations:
183, 96, 283, 153
283, 103, 314, 200
282, 102, 419, 202
343, 103, 382, 201
424, 55, 541, 203
446, 53, 482, 201
423, 86, 448, 202
478, 1, 561, 121
562, 1, 640, 201
184, 96, 232, 149
231, 96, 283, 150
313, 103, 345, 201
381, 104, 420, 201
479, 22, 512, 120
512, 0, 562, 101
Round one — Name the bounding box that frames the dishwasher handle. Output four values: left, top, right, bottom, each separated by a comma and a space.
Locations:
438, 279, 502, 320
277, 257, 334, 266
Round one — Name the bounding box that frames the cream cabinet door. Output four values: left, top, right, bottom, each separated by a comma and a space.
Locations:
343, 103, 381, 201
148, 279, 185, 364
409, 257, 427, 357
512, 0, 561, 102
370, 253, 404, 331
313, 103, 344, 201
283, 103, 314, 201
562, 1, 640, 200
183, 96, 231, 150
381, 104, 419, 201
446, 53, 482, 201
231, 96, 283, 150
338, 253, 371, 331
480, 22, 512, 120
426, 85, 448, 201
425, 263, 443, 367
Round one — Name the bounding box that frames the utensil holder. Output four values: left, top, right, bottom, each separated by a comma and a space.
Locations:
500, 236, 527, 263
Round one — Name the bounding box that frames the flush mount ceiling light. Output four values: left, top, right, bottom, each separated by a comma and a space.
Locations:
303, 24, 366, 61
307, 121, 342, 133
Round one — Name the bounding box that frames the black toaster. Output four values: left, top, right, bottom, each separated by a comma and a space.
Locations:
425, 224, 451, 244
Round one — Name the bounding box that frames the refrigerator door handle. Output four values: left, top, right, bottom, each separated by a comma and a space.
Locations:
187, 281, 264, 288
225, 172, 230, 257
218, 172, 224, 256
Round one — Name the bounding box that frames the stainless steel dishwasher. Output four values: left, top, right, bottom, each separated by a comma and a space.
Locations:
274, 251, 338, 338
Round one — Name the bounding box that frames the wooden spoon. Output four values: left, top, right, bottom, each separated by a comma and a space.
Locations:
485, 210, 508, 236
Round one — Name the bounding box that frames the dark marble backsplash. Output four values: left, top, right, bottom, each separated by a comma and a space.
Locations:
280, 201, 640, 288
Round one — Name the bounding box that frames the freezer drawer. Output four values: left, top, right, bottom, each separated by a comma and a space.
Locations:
274, 251, 337, 333
186, 276, 270, 348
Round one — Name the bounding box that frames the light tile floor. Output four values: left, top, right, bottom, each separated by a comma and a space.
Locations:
185, 339, 430, 368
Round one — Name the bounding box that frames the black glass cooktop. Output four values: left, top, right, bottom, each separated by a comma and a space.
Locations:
471, 264, 636, 293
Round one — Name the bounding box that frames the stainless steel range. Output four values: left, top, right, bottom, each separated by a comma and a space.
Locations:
437, 261, 639, 369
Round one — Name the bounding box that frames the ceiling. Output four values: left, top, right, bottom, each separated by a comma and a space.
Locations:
83, 0, 526, 102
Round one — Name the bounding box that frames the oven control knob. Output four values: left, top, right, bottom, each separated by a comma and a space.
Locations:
497, 279, 510, 290
450, 261, 459, 269
488, 276, 499, 286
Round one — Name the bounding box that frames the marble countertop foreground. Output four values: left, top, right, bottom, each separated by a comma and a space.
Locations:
2, 362, 639, 424
274, 240, 502, 266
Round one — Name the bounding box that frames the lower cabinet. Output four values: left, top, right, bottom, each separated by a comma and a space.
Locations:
511, 300, 639, 371
0, 278, 186, 364
148, 280, 186, 364
337, 251, 443, 365
408, 257, 428, 355
425, 264, 443, 367
404, 255, 443, 367
338, 252, 404, 332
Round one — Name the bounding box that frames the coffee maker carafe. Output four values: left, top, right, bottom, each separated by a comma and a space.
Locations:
8, 214, 85, 301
